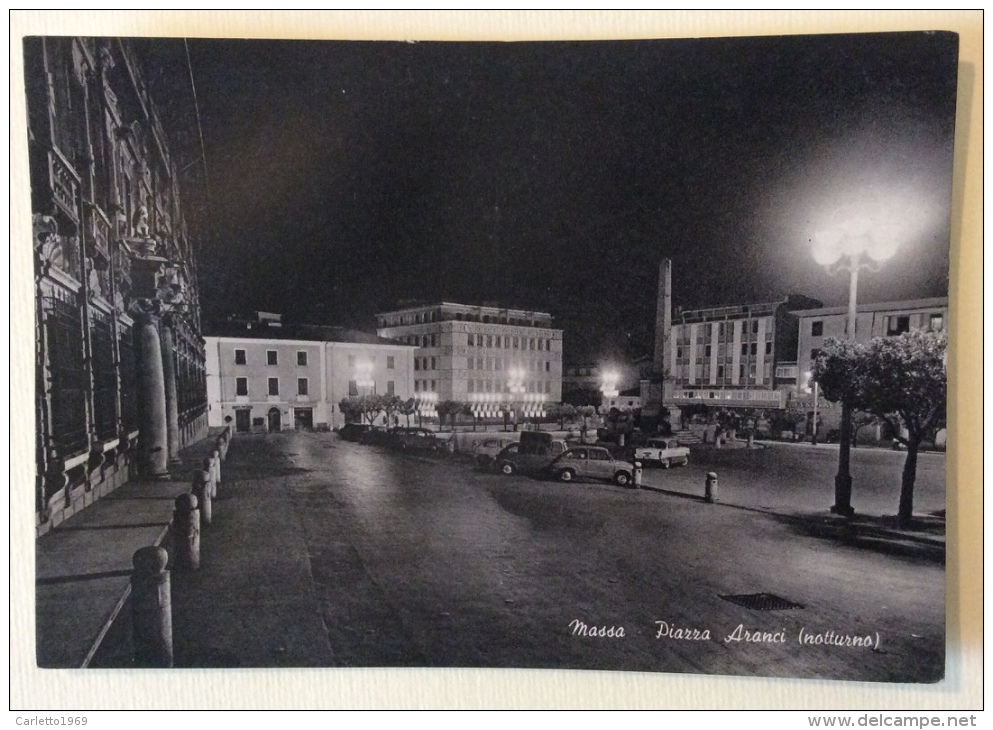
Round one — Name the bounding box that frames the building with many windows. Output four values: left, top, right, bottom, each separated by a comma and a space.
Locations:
375, 302, 563, 419
791, 297, 950, 388
665, 295, 822, 411
205, 315, 417, 432
782, 297, 950, 441
26, 37, 208, 534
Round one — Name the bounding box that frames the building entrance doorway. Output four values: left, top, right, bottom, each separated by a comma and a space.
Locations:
294, 408, 313, 431
235, 408, 252, 433
267, 407, 282, 433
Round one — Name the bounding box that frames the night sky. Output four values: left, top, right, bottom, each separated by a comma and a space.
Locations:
136, 31, 958, 362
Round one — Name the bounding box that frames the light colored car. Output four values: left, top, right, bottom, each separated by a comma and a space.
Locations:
545, 446, 637, 487
634, 437, 690, 468
473, 437, 518, 468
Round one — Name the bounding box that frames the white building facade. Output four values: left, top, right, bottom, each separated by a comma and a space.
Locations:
375, 302, 564, 418
205, 320, 416, 432
665, 295, 821, 411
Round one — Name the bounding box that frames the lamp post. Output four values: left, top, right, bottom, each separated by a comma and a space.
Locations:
803, 370, 819, 445
811, 207, 898, 516
601, 369, 621, 445
507, 367, 526, 432
354, 360, 375, 425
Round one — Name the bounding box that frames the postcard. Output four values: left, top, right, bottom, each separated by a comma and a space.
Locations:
19, 21, 966, 701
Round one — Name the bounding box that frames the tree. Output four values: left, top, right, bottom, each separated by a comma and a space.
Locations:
851, 410, 881, 448
338, 397, 364, 424
400, 397, 417, 428
814, 330, 947, 527
436, 400, 462, 432
359, 394, 388, 426
576, 405, 596, 439
380, 394, 402, 428
779, 395, 811, 438
548, 403, 576, 430
460, 402, 477, 431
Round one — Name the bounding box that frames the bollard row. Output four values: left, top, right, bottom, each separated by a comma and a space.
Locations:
131, 546, 173, 668
130, 428, 234, 666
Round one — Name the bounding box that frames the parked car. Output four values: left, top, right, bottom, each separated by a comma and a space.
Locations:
545, 446, 638, 487
392, 427, 443, 452
494, 438, 567, 476
473, 437, 518, 468
633, 437, 690, 468
360, 426, 400, 447
338, 423, 372, 442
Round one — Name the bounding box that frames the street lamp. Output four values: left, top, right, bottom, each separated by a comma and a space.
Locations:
354, 359, 375, 424
507, 366, 526, 432
600, 369, 622, 445
600, 369, 620, 401
803, 370, 819, 445
811, 206, 898, 516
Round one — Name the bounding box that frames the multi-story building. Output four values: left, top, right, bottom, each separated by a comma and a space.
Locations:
375, 302, 563, 419
791, 297, 949, 385
205, 315, 417, 431
26, 37, 208, 534
785, 297, 949, 440
562, 360, 643, 394
665, 295, 822, 411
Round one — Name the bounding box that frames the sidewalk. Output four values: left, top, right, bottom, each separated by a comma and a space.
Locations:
35, 430, 226, 668
89, 432, 334, 668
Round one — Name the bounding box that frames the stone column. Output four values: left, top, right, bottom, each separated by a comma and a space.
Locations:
135, 311, 170, 479
160, 316, 181, 468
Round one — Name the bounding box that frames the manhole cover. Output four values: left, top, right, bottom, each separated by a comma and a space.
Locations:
720, 593, 805, 611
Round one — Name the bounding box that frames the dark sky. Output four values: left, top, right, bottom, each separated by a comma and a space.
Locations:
137, 31, 958, 362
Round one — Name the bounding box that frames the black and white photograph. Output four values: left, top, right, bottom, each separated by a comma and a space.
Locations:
20, 17, 967, 695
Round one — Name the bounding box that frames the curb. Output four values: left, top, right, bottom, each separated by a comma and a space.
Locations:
79, 522, 171, 668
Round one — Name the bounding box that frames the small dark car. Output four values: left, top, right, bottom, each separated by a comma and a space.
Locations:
494, 438, 567, 476
392, 427, 443, 452
338, 423, 372, 442
360, 426, 401, 446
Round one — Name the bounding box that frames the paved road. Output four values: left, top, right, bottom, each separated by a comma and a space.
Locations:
177, 431, 942, 681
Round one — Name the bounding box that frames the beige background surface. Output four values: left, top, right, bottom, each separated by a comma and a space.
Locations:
9, 11, 983, 710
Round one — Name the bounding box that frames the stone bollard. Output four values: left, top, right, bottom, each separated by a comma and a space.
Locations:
131, 546, 173, 667
212, 449, 222, 487
633, 461, 643, 488
201, 457, 216, 498
705, 472, 718, 503
192, 469, 212, 527
172, 493, 201, 571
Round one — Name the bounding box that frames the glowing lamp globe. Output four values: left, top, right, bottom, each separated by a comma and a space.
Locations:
811, 230, 843, 266
866, 225, 900, 262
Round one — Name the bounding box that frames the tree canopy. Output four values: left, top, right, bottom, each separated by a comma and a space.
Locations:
814, 330, 947, 445
813, 329, 947, 525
